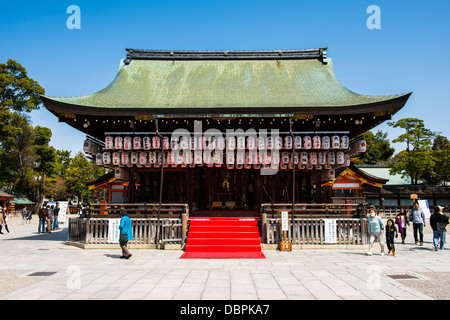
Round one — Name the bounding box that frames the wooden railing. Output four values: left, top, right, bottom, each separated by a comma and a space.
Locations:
260, 203, 367, 245
67, 203, 189, 247
261, 203, 360, 216
68, 217, 184, 245
264, 218, 368, 245
89, 203, 189, 216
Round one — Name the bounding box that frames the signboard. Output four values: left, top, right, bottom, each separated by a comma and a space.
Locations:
58, 201, 68, 224
281, 211, 289, 231
108, 218, 121, 243
324, 219, 337, 244
417, 200, 431, 220
410, 194, 418, 200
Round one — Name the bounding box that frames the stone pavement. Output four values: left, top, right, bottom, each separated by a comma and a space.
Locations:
1, 214, 449, 300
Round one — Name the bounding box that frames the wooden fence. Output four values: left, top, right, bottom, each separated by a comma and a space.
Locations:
67, 217, 183, 245
263, 218, 368, 245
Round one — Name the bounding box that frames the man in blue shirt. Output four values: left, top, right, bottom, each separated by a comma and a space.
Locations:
409, 201, 426, 246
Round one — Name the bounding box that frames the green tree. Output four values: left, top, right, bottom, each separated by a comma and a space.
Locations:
0, 59, 45, 194
357, 130, 395, 164
423, 135, 450, 185
388, 118, 436, 185
65, 152, 103, 204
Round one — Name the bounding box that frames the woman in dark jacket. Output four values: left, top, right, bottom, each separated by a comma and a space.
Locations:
385, 219, 398, 255
395, 208, 409, 244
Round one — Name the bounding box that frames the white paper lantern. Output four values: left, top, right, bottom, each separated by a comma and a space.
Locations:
312, 136, 321, 149
112, 152, 121, 166
149, 152, 157, 164
294, 136, 302, 149
114, 136, 123, 150
266, 136, 273, 150
300, 152, 308, 165
336, 151, 345, 165
123, 137, 132, 150
226, 151, 235, 165
102, 152, 111, 165
83, 139, 93, 154
247, 136, 256, 150
194, 150, 203, 165
213, 152, 222, 167
227, 137, 236, 150
284, 136, 293, 149
274, 136, 283, 150
166, 151, 174, 165
309, 152, 318, 165
152, 136, 160, 149
331, 136, 340, 149
303, 136, 312, 149
190, 136, 197, 150
105, 136, 114, 149
340, 136, 349, 149
236, 151, 245, 165
327, 152, 336, 165
139, 152, 147, 165
318, 151, 327, 165
257, 136, 266, 150
344, 154, 351, 167
95, 153, 103, 165
185, 151, 193, 165
130, 152, 139, 165
357, 140, 367, 153
237, 136, 245, 150
143, 137, 152, 150
322, 136, 330, 150
217, 136, 225, 150
121, 152, 130, 166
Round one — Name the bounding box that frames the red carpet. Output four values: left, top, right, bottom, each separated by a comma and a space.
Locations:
180, 217, 266, 259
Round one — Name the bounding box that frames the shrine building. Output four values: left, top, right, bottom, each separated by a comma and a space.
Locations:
41, 48, 411, 215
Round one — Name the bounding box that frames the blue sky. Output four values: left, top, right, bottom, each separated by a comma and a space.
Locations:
1, 0, 449, 155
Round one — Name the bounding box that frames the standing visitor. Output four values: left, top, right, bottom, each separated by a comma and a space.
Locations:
385, 219, 398, 256
409, 201, 426, 246
26, 207, 33, 224
21, 207, 28, 225
52, 202, 60, 230
366, 207, 385, 256
0, 206, 11, 234
119, 209, 133, 259
38, 205, 47, 233
430, 206, 449, 251
395, 208, 409, 244
46, 205, 54, 233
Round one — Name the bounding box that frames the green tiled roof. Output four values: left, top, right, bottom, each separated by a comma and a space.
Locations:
357, 167, 415, 185
44, 57, 410, 110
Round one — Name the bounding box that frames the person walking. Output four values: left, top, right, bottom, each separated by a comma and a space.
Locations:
385, 219, 398, 255
366, 207, 385, 256
46, 205, 54, 233
119, 209, 133, 259
0, 206, 11, 234
26, 207, 33, 224
38, 205, 47, 233
409, 201, 426, 246
430, 206, 449, 251
395, 208, 410, 244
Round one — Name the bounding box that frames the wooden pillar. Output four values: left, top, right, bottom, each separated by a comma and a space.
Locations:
306, 172, 312, 204
128, 168, 135, 203
316, 173, 322, 204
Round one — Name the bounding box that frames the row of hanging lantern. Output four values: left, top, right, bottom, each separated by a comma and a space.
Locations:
99, 135, 352, 152
96, 149, 354, 170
